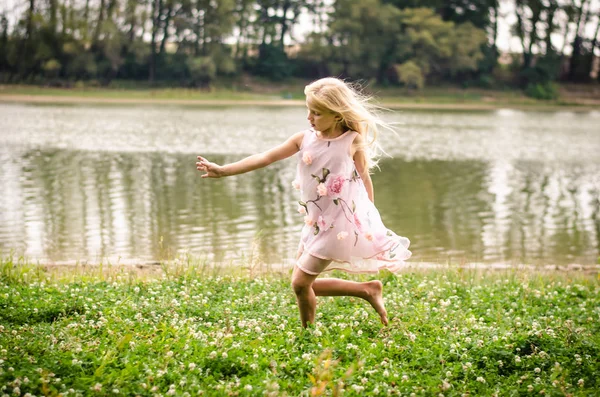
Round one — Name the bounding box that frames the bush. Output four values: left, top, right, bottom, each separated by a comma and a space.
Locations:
42, 58, 61, 78
187, 56, 216, 87
525, 82, 559, 100
394, 61, 424, 89
253, 43, 293, 81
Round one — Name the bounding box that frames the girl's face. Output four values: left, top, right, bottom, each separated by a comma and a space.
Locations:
306, 102, 338, 134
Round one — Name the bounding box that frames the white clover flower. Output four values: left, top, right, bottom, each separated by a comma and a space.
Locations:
527, 385, 533, 392
383, 370, 389, 377
91, 383, 102, 392
476, 377, 486, 384
442, 380, 451, 391
188, 363, 196, 370
244, 385, 253, 391
209, 351, 217, 359
534, 367, 541, 373
578, 379, 584, 387
222, 352, 228, 359
112, 388, 119, 394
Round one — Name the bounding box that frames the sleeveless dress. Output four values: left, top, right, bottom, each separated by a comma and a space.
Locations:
293, 128, 412, 274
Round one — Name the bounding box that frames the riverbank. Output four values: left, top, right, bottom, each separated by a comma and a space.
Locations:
1, 83, 599, 111
1, 259, 598, 396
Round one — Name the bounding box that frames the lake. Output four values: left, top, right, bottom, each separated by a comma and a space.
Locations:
0, 103, 598, 268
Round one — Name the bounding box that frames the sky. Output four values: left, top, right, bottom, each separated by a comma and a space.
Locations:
2, 0, 599, 55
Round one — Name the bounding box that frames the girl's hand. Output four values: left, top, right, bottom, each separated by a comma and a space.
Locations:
196, 156, 225, 178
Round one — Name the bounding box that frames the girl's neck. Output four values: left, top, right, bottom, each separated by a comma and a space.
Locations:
319, 125, 346, 139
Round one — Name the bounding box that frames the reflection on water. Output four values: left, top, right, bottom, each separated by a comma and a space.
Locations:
0, 104, 598, 266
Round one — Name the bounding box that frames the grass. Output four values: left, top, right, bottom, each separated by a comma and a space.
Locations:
1, 80, 598, 109
1, 255, 599, 396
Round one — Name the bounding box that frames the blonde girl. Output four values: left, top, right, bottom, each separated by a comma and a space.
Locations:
197, 77, 411, 327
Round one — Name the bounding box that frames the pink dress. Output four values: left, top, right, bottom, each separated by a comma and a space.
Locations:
294, 128, 412, 273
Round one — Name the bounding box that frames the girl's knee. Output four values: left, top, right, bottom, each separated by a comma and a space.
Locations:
291, 266, 314, 295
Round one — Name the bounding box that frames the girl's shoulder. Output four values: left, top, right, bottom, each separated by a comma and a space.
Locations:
297, 128, 315, 150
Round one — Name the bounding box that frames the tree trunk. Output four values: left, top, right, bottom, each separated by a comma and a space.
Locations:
26, 0, 35, 39
568, 0, 590, 80
160, 0, 173, 54
280, 0, 290, 49
149, 0, 161, 82
195, 9, 204, 56
491, 0, 499, 60
127, 0, 136, 41
60, 3, 67, 36
526, 5, 542, 67
544, 1, 559, 54
587, 14, 600, 78
93, 0, 106, 44
83, 0, 90, 40
107, 0, 118, 21
48, 0, 57, 33
515, 2, 530, 68
13, 0, 35, 80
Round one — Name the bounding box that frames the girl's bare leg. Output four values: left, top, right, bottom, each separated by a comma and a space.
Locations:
291, 265, 319, 327
293, 252, 388, 326
312, 278, 388, 326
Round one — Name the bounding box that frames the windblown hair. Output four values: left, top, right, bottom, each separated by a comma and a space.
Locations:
304, 77, 391, 171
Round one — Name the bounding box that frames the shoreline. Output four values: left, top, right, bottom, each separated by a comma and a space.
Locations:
19, 259, 600, 278
1, 93, 599, 112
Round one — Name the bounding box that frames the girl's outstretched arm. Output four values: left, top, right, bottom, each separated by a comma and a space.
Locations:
197, 131, 304, 178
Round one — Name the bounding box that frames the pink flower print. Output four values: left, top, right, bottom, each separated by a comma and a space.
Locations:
364, 231, 374, 241
302, 152, 313, 165
317, 215, 332, 230
317, 216, 326, 230
317, 183, 328, 196
326, 174, 345, 197
292, 179, 300, 190
297, 205, 306, 214
304, 216, 314, 226
337, 231, 349, 240
353, 213, 363, 231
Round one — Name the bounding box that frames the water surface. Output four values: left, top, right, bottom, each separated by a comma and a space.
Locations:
0, 104, 598, 267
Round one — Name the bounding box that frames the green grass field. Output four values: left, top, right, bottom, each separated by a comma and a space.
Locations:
1, 257, 599, 396
1, 81, 597, 110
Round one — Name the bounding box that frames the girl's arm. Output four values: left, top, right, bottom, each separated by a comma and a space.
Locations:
197, 131, 304, 178
352, 135, 374, 203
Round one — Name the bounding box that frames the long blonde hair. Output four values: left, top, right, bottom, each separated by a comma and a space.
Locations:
304, 77, 390, 171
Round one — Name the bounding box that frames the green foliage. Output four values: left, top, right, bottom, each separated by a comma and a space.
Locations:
525, 82, 560, 100
0, 266, 598, 395
42, 58, 61, 78
394, 60, 424, 89
187, 56, 216, 87
253, 43, 293, 81
0, 0, 595, 85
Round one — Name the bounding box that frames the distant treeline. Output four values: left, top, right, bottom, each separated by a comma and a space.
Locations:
0, 0, 599, 97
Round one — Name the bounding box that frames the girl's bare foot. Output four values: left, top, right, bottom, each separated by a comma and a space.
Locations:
365, 280, 388, 326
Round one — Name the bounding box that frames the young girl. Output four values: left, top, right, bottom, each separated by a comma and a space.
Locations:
196, 77, 411, 327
